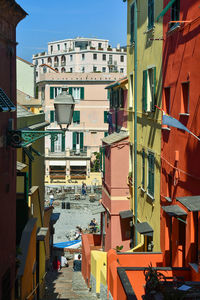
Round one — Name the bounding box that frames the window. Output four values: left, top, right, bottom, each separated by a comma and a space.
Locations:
98, 43, 102, 48
142, 67, 156, 112
102, 54, 106, 61
180, 82, 189, 114
70, 68, 73, 73
171, 0, 180, 28
73, 132, 84, 150
73, 110, 80, 124
51, 136, 55, 152
50, 45, 53, 53
120, 68, 124, 73
43, 66, 47, 73
104, 111, 108, 123
57, 44, 60, 51
50, 87, 62, 99
130, 2, 135, 44
147, 152, 155, 198
148, 0, 154, 30
70, 54, 73, 61
93, 53, 97, 60
142, 149, 145, 189
82, 53, 85, 60
61, 67, 66, 73
50, 110, 55, 122
41, 59, 44, 64
81, 67, 85, 73
129, 73, 133, 108
93, 66, 97, 72
41, 86, 45, 100
69, 87, 84, 100
120, 55, 124, 62
163, 87, 171, 129
64, 43, 67, 50
102, 67, 106, 72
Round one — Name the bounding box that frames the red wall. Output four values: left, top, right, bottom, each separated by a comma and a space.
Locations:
161, 1, 200, 268
0, 2, 26, 299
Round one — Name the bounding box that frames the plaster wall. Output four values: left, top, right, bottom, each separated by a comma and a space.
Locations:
17, 57, 35, 97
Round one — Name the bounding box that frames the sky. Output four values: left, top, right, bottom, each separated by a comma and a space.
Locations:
16, 0, 127, 62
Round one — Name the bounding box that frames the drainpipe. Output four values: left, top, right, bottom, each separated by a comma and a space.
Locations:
134, 0, 138, 246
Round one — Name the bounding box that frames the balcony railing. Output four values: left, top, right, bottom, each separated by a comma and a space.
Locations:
70, 147, 87, 157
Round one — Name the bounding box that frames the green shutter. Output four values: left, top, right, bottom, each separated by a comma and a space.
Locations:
50, 110, 54, 122
148, 153, 154, 197
80, 132, 84, 149
104, 111, 108, 123
68, 87, 72, 95
77, 111, 80, 123
50, 87, 54, 99
120, 88, 124, 108
143, 70, 147, 112
51, 137, 54, 152
73, 132, 77, 150
110, 89, 113, 108
142, 149, 145, 188
148, 0, 154, 30
107, 89, 110, 100
104, 132, 108, 137
152, 67, 156, 111
62, 133, 65, 152
35, 86, 38, 99
80, 87, 84, 100
73, 111, 80, 123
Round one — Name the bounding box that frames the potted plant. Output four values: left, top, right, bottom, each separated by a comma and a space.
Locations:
114, 245, 124, 252
143, 264, 165, 299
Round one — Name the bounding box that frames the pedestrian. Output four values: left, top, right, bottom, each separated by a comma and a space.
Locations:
82, 182, 86, 195
73, 254, 82, 271
60, 256, 69, 268
49, 194, 54, 206
52, 256, 61, 271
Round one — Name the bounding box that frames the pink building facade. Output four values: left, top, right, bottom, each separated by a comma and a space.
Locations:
37, 71, 123, 181
100, 78, 131, 251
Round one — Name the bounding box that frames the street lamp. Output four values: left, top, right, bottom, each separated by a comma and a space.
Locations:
7, 88, 75, 148
54, 88, 75, 131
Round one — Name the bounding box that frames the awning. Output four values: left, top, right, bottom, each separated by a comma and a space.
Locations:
135, 222, 153, 237
37, 227, 48, 241
162, 205, 187, 217
17, 161, 27, 171
156, 0, 176, 21
176, 196, 200, 212
119, 210, 133, 219
92, 205, 105, 215
102, 131, 129, 145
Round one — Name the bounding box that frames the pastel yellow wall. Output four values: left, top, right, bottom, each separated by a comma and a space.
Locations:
127, 0, 162, 251
91, 250, 107, 294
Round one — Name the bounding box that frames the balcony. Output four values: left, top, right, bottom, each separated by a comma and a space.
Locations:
70, 147, 87, 157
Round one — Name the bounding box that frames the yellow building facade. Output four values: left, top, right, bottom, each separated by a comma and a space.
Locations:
127, 0, 163, 251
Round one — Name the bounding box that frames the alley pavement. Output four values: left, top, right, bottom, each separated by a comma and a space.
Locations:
44, 260, 97, 300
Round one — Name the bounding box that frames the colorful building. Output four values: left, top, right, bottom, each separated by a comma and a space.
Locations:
0, 1, 26, 300
36, 71, 123, 183
160, 0, 200, 272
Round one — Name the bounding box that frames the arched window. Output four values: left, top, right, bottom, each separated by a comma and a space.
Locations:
61, 67, 66, 73
54, 56, 59, 67
48, 57, 52, 66
55, 68, 58, 72
61, 55, 66, 66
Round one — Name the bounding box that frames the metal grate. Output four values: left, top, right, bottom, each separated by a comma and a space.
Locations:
0, 88, 16, 112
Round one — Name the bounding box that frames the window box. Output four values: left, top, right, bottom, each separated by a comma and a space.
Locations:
90, 47, 95, 50
107, 48, 112, 51
98, 47, 103, 50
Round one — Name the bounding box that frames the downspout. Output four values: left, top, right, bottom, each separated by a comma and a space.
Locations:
134, 0, 138, 246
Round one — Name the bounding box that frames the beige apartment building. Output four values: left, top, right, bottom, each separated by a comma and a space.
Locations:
33, 37, 127, 76
37, 71, 123, 183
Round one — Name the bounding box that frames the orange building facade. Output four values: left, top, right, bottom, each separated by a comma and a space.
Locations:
160, 0, 200, 274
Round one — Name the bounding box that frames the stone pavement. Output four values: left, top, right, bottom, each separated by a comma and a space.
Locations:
43, 260, 97, 300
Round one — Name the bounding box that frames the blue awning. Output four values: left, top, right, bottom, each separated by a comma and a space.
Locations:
156, 0, 176, 21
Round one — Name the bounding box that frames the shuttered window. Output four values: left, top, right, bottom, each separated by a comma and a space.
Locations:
130, 3, 135, 44
142, 67, 156, 112
62, 133, 65, 152
73, 111, 80, 123
50, 110, 55, 122
51, 137, 55, 152
68, 87, 84, 100
107, 89, 110, 100
148, 152, 155, 197
148, 0, 154, 30
80, 132, 84, 149
142, 149, 145, 189
73, 132, 77, 150
104, 111, 108, 123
